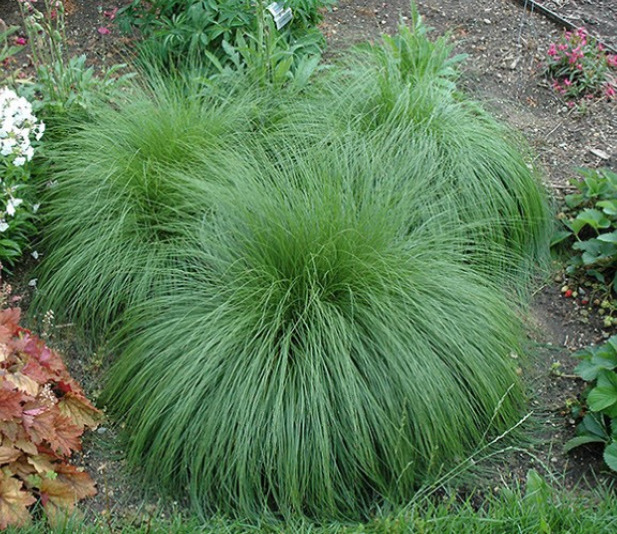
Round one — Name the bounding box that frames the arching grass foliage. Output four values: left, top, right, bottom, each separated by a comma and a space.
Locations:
34, 10, 551, 521
104, 143, 526, 519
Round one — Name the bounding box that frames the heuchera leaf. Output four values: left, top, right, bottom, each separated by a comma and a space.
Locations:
57, 393, 101, 429
0, 306, 99, 527
48, 415, 84, 457
0, 469, 36, 529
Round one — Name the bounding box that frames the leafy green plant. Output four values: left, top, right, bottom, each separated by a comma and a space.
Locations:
545, 27, 617, 102
103, 140, 527, 520
553, 168, 617, 290
17, 0, 133, 123
117, 0, 331, 71
565, 335, 617, 471
0, 304, 100, 530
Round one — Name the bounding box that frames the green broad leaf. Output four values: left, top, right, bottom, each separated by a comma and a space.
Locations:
581, 413, 610, 440
598, 231, 617, 244
550, 229, 572, 247
564, 435, 607, 453
571, 209, 611, 233
565, 193, 585, 209
597, 200, 617, 216
596, 369, 617, 390
604, 442, 617, 471
588, 386, 617, 412
574, 359, 601, 381
523, 469, 550, 502
573, 238, 617, 264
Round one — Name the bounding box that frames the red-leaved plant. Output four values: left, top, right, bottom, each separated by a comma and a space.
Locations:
0, 306, 100, 529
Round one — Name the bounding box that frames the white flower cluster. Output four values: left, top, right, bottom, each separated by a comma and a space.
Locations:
0, 87, 45, 167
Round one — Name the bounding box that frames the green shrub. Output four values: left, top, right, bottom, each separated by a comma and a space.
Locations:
103, 141, 526, 520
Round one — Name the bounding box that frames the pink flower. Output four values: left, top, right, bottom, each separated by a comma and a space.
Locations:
97, 26, 111, 35
14, 36, 27, 46
576, 63, 583, 70
548, 43, 558, 57
567, 101, 575, 108
103, 7, 118, 20
606, 84, 617, 99
608, 55, 617, 68
598, 43, 605, 52
558, 43, 568, 51
563, 78, 572, 86
564, 31, 572, 41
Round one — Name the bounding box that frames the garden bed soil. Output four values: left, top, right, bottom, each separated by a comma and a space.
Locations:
1, 0, 617, 524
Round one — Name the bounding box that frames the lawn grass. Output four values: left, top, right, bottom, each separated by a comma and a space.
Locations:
8, 477, 617, 533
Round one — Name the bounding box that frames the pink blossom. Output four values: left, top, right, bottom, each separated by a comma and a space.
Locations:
576, 63, 583, 70
103, 7, 118, 20
564, 31, 572, 41
567, 101, 575, 108
14, 36, 27, 46
558, 43, 568, 51
576, 27, 587, 38
608, 55, 617, 68
548, 43, 558, 56
563, 78, 572, 86
606, 84, 617, 99
97, 26, 111, 35
598, 43, 605, 52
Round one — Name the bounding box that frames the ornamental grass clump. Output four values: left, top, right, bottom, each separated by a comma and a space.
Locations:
33, 75, 262, 335
104, 141, 526, 520
301, 10, 551, 273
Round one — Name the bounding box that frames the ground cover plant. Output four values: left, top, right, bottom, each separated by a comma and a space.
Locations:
25, 5, 557, 522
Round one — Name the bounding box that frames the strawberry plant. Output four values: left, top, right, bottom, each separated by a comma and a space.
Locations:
0, 306, 100, 530
553, 168, 617, 291
565, 335, 617, 471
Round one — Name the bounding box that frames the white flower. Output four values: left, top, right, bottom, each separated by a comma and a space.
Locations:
0, 220, 8, 232
32, 203, 40, 213
28, 278, 37, 287
6, 197, 23, 216
0, 87, 42, 166
31, 250, 39, 260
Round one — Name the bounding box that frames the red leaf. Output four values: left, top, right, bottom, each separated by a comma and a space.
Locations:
22, 407, 56, 445
48, 414, 83, 456
0, 388, 22, 422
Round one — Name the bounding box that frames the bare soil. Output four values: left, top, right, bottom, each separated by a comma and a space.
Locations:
1, 0, 617, 523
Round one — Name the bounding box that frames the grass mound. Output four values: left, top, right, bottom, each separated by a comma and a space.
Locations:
33, 75, 261, 335
104, 143, 526, 519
